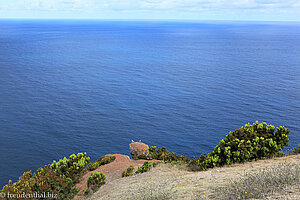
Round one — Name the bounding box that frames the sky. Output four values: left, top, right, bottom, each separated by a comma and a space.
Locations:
0, 0, 300, 21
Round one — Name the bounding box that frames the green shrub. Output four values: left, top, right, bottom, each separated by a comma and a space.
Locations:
87, 171, 106, 192
50, 152, 90, 183
83, 188, 91, 196
137, 146, 190, 163
135, 162, 157, 174
136, 154, 148, 159
292, 144, 300, 154
122, 165, 135, 177
87, 155, 115, 171
1, 167, 78, 200
96, 155, 116, 166
87, 162, 100, 171
1, 153, 90, 199
188, 153, 208, 171
189, 121, 290, 171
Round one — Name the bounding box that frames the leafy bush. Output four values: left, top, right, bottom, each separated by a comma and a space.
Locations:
87, 155, 116, 171
87, 171, 106, 192
212, 163, 299, 199
2, 168, 77, 200
1, 153, 90, 199
96, 155, 116, 166
135, 162, 157, 174
137, 146, 190, 163
50, 152, 90, 183
189, 122, 290, 171
292, 144, 300, 154
122, 165, 135, 177
87, 162, 100, 171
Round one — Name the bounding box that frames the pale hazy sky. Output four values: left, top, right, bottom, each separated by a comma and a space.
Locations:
0, 0, 300, 21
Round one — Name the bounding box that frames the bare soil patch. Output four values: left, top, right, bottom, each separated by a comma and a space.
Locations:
75, 154, 157, 198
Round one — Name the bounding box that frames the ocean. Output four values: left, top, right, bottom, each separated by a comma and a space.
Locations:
0, 20, 299, 187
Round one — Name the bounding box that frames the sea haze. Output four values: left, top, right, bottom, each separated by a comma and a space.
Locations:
0, 20, 299, 187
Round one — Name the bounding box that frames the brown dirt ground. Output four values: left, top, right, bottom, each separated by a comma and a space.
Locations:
74, 154, 157, 198
84, 154, 299, 200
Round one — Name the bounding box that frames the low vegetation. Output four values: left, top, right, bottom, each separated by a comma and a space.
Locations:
137, 146, 190, 164
189, 121, 290, 171
1, 121, 298, 200
87, 155, 116, 171
96, 155, 116, 165
87, 162, 100, 171
122, 165, 135, 177
135, 161, 158, 174
135, 121, 292, 173
122, 162, 158, 178
210, 163, 299, 199
86, 171, 106, 193
1, 153, 90, 199
292, 144, 300, 154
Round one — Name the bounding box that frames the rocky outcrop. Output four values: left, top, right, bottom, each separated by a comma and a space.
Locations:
129, 142, 149, 159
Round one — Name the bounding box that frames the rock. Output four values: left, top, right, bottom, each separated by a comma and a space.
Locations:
129, 142, 149, 159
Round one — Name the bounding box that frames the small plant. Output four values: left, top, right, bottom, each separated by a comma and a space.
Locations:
122, 165, 135, 177
87, 162, 100, 171
96, 155, 116, 166
292, 144, 300, 154
135, 161, 157, 174
84, 188, 92, 196
50, 152, 90, 183
211, 163, 299, 199
87, 155, 115, 171
137, 146, 190, 163
87, 171, 106, 192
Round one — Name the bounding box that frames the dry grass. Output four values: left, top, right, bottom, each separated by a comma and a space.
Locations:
123, 182, 174, 200
87, 154, 299, 200
207, 163, 299, 200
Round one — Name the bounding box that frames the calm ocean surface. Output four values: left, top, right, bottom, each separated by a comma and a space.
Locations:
0, 20, 299, 187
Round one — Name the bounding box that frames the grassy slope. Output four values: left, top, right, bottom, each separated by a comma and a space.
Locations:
86, 154, 299, 200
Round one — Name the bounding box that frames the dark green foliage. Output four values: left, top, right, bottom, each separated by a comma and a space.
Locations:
50, 152, 90, 183
189, 122, 290, 171
149, 146, 157, 154
1, 153, 90, 199
137, 146, 190, 163
188, 153, 208, 171
2, 168, 77, 200
87, 155, 116, 171
96, 155, 116, 166
87, 162, 100, 171
135, 162, 157, 174
122, 165, 135, 177
83, 189, 91, 196
292, 144, 300, 154
87, 172, 106, 192
137, 154, 148, 159
151, 146, 190, 163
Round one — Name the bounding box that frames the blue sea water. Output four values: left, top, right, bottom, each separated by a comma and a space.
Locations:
0, 20, 299, 187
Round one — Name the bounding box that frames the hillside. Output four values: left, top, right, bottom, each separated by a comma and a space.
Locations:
86, 154, 299, 200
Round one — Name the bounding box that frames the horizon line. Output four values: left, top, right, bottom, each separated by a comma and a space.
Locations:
0, 18, 300, 23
